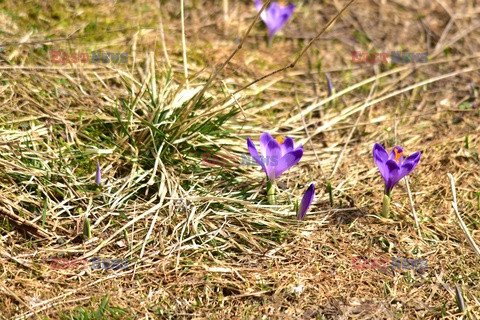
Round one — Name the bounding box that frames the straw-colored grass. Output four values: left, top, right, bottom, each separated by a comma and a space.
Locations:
0, 0, 479, 319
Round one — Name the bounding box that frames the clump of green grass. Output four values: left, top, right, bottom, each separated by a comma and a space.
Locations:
62, 296, 129, 320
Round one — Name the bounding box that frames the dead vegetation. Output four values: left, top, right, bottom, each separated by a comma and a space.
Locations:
0, 0, 479, 319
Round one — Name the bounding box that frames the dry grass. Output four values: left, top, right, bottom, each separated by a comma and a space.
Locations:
0, 0, 479, 319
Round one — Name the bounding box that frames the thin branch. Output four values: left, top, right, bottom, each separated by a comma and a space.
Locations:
447, 173, 480, 257
232, 0, 358, 96
404, 176, 422, 238
393, 108, 421, 238
190, 0, 274, 107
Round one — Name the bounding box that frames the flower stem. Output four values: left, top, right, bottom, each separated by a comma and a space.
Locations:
294, 199, 299, 219
267, 180, 276, 205
381, 194, 391, 218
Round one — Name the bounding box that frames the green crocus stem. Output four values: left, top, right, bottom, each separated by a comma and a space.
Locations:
267, 180, 276, 205
381, 194, 391, 218
267, 35, 273, 48
294, 199, 299, 219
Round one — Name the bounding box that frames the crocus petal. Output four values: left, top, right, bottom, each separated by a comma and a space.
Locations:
260, 132, 275, 157
399, 152, 421, 178
247, 137, 268, 175
326, 73, 334, 96
248, 132, 304, 182
373, 143, 421, 196
280, 137, 294, 156
265, 138, 282, 180
297, 183, 315, 221
95, 161, 101, 185
282, 4, 296, 22
385, 152, 420, 195
255, 0, 262, 12
373, 143, 388, 162
275, 148, 303, 178
255, 0, 268, 21
256, 0, 295, 38
373, 143, 389, 180
385, 160, 401, 194
266, 3, 295, 36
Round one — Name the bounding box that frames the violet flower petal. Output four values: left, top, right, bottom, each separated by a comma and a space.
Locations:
326, 73, 334, 96
373, 143, 421, 196
265, 138, 282, 180
297, 183, 315, 221
385, 160, 401, 195
385, 152, 421, 195
248, 132, 304, 182
275, 148, 303, 178
266, 3, 295, 37
255, 0, 295, 38
373, 143, 389, 180
260, 132, 274, 158
280, 137, 294, 156
247, 137, 268, 175
399, 152, 421, 177
255, 0, 266, 19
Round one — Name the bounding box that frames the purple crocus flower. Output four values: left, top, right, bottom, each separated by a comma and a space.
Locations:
297, 183, 314, 221
373, 143, 421, 196
255, 0, 295, 43
325, 73, 334, 97
247, 132, 303, 181
95, 161, 101, 185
